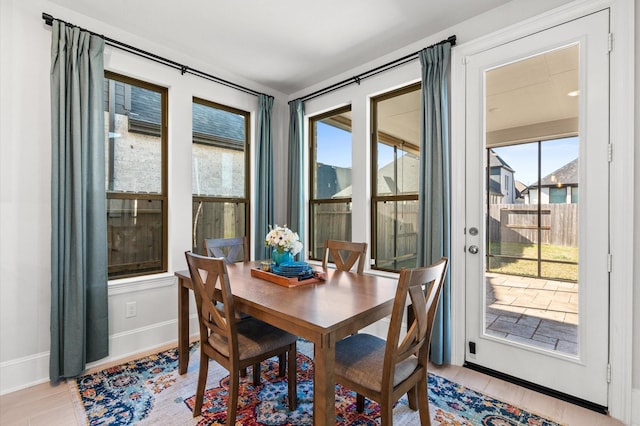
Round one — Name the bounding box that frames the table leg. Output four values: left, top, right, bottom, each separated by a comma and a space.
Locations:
313, 333, 336, 426
177, 277, 190, 375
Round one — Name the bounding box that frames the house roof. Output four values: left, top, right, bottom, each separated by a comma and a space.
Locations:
489, 149, 515, 172
530, 158, 579, 188
332, 153, 420, 198
112, 84, 245, 147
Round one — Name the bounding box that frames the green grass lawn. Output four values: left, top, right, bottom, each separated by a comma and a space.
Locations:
488, 242, 578, 282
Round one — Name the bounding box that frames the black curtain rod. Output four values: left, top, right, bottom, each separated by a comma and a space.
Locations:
298, 35, 456, 103
42, 12, 263, 97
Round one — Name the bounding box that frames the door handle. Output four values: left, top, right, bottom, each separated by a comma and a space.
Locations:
468, 245, 479, 254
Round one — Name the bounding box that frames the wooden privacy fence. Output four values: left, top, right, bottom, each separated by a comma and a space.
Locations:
192, 201, 246, 254
311, 203, 352, 258
312, 201, 419, 267
108, 207, 163, 276
488, 203, 578, 247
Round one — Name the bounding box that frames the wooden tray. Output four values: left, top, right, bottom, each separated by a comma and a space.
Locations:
250, 268, 324, 288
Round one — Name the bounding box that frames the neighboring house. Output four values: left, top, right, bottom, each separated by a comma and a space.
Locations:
332, 152, 420, 198
522, 158, 578, 204
489, 149, 519, 204
316, 163, 352, 199
514, 180, 527, 203
105, 82, 246, 197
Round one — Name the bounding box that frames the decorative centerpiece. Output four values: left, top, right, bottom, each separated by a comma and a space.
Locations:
265, 224, 303, 266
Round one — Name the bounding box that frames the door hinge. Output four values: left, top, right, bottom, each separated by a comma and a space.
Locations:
608, 143, 613, 162
607, 253, 612, 272
607, 363, 611, 383
607, 33, 613, 53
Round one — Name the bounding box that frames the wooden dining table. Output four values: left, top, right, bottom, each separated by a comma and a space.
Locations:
175, 261, 399, 426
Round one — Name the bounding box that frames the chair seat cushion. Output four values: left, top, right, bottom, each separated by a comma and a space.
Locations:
335, 333, 418, 392
209, 318, 296, 360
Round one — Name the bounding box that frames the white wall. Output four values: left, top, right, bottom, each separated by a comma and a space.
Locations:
0, 0, 636, 424
633, 0, 640, 423
0, 0, 289, 394
295, 0, 636, 423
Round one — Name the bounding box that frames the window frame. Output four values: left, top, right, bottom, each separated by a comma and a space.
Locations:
370, 82, 421, 272
308, 105, 353, 261
191, 97, 251, 255
104, 71, 168, 279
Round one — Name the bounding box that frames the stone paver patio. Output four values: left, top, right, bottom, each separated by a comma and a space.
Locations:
485, 272, 578, 355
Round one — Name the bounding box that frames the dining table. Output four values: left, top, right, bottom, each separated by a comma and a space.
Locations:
175, 261, 399, 426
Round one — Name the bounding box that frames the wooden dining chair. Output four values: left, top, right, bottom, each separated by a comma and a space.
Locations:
202, 236, 257, 377
185, 252, 297, 423
321, 239, 368, 274
333, 257, 449, 426
203, 236, 249, 263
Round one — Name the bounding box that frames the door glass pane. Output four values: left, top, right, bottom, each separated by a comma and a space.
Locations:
484, 44, 579, 356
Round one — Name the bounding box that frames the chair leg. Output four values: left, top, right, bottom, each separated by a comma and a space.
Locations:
278, 353, 286, 377
227, 367, 240, 426
407, 383, 418, 410
417, 372, 431, 426
252, 362, 261, 386
193, 353, 209, 417
287, 345, 297, 410
379, 397, 394, 426
356, 393, 365, 412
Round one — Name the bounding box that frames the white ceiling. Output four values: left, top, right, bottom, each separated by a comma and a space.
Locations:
49, 0, 511, 95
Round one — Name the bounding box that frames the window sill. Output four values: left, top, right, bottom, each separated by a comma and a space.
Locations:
108, 272, 176, 295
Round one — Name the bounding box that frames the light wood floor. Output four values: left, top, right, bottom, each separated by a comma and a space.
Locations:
0, 344, 623, 426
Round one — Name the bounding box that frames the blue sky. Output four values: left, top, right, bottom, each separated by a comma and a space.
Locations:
316, 122, 401, 168
316, 122, 353, 167
493, 137, 579, 185
317, 122, 579, 186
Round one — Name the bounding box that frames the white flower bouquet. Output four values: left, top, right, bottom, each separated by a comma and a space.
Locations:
265, 224, 303, 255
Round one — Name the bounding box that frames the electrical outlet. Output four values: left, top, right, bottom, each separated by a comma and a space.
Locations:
125, 301, 137, 318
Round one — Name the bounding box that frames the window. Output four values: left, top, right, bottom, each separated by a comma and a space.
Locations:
371, 83, 421, 272
104, 72, 168, 278
309, 106, 353, 260
549, 186, 567, 203
192, 98, 250, 255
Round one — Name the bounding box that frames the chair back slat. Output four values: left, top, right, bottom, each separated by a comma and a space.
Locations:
322, 240, 367, 274
203, 237, 249, 263
383, 258, 449, 383
185, 252, 238, 348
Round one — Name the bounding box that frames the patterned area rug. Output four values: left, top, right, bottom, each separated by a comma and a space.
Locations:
71, 341, 563, 425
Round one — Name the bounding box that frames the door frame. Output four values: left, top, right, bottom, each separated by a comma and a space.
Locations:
450, 0, 634, 422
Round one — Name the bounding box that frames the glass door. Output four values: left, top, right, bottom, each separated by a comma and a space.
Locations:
464, 10, 610, 406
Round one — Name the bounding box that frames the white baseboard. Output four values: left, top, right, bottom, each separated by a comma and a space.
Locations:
0, 315, 199, 396
632, 388, 640, 426
0, 351, 51, 395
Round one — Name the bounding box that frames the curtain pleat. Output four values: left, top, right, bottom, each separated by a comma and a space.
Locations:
49, 20, 109, 382
255, 94, 275, 260
417, 42, 452, 365
286, 99, 304, 259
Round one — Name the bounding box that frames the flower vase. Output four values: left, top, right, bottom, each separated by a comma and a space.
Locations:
272, 249, 293, 266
